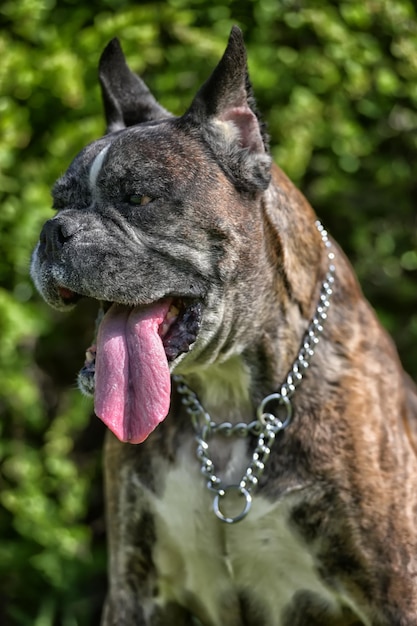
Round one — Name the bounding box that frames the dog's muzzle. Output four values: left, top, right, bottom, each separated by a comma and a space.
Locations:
32, 215, 203, 445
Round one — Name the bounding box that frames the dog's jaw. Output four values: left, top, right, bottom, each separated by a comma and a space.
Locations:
75, 297, 203, 443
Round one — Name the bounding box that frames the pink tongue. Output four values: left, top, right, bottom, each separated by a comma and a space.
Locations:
94, 301, 172, 444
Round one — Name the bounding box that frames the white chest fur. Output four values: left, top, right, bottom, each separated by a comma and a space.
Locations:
150, 442, 342, 625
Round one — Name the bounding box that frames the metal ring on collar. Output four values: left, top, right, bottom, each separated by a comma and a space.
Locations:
213, 485, 252, 524
257, 393, 293, 431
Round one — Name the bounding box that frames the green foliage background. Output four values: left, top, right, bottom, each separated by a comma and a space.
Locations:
1, 0, 416, 623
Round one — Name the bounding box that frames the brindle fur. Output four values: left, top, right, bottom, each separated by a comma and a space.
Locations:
31, 27, 417, 625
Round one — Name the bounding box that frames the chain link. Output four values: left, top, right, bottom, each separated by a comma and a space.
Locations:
174, 220, 335, 524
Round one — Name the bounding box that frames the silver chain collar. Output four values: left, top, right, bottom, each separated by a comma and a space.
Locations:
173, 220, 335, 524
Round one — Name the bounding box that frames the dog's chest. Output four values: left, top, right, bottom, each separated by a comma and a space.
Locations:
149, 442, 341, 625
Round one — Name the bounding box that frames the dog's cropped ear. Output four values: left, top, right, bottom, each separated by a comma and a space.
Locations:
183, 26, 271, 192
98, 38, 170, 132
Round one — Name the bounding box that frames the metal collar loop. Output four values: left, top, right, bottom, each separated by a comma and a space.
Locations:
257, 393, 293, 432
213, 485, 252, 524
174, 220, 335, 524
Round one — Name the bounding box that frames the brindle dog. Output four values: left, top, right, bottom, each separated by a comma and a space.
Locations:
31, 26, 417, 626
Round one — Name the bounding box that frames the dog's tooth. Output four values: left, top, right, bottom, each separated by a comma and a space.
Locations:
85, 346, 96, 363
158, 304, 180, 340
167, 305, 180, 320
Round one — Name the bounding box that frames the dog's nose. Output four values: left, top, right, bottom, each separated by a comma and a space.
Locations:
39, 217, 80, 258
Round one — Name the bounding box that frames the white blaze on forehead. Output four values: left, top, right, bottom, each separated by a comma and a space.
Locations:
89, 145, 110, 192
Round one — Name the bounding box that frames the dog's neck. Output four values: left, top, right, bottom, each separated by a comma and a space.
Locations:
181, 355, 254, 425
173, 219, 334, 522
178, 216, 335, 428
263, 167, 327, 319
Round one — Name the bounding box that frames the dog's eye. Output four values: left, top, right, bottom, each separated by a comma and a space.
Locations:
128, 195, 153, 206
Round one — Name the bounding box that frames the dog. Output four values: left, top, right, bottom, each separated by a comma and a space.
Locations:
31, 26, 417, 626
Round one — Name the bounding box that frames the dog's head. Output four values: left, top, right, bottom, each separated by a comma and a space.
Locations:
31, 27, 275, 444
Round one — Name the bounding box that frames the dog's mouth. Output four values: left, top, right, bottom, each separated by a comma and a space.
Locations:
58, 287, 202, 444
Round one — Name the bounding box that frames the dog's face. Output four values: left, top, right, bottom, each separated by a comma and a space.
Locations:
31, 27, 274, 444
